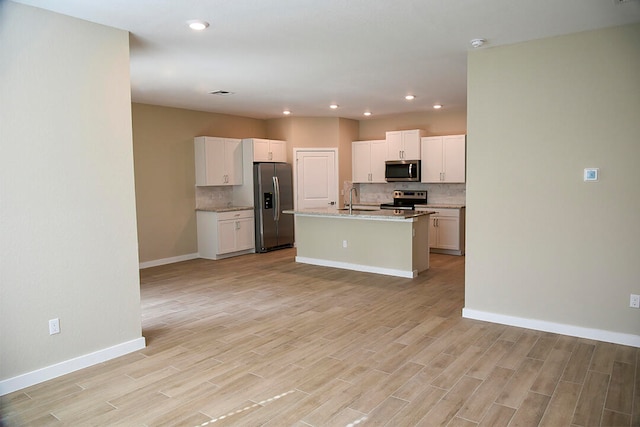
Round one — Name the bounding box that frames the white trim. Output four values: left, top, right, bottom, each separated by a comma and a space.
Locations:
462, 308, 640, 348
0, 337, 146, 396
296, 256, 416, 278
139, 253, 198, 269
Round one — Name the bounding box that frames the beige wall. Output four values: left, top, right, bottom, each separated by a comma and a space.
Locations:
465, 24, 640, 341
359, 109, 467, 140
266, 117, 360, 206
132, 104, 266, 263
1, 2, 143, 382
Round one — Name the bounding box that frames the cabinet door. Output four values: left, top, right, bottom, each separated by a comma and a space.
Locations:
352, 141, 372, 183
217, 219, 237, 254
236, 217, 255, 251
252, 139, 271, 162
442, 135, 466, 183
369, 139, 388, 182
428, 216, 438, 248
402, 130, 422, 159
206, 138, 227, 185
435, 216, 460, 250
386, 131, 403, 160
421, 137, 443, 183
269, 140, 287, 162
224, 139, 243, 185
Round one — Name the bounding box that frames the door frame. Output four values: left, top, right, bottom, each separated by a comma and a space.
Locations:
292, 148, 339, 210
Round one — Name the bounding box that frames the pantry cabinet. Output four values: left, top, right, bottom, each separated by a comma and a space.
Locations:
421, 135, 466, 183
197, 210, 255, 259
194, 137, 243, 186
352, 139, 387, 183
386, 129, 424, 160
245, 138, 287, 162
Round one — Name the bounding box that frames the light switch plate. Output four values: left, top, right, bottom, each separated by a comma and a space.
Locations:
584, 168, 599, 182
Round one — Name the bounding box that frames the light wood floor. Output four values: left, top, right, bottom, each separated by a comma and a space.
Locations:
2, 249, 639, 426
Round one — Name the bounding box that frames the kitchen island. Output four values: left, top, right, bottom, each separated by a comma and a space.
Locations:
283, 208, 432, 278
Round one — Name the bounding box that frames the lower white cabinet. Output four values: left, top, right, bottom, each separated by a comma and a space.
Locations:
197, 210, 255, 259
417, 207, 465, 255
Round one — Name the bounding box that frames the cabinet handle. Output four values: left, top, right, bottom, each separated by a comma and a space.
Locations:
235, 221, 240, 230
268, 152, 272, 160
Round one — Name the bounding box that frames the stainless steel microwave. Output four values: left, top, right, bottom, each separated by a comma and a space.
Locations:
385, 160, 421, 182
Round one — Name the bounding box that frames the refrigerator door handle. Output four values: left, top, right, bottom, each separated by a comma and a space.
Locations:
273, 176, 280, 221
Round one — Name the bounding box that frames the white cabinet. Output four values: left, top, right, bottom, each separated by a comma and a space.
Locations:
386, 129, 424, 160
245, 138, 287, 162
421, 135, 466, 183
194, 137, 243, 186
416, 207, 465, 256
352, 139, 387, 183
197, 210, 255, 259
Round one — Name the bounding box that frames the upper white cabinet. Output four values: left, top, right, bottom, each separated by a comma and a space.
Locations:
352, 139, 387, 183
194, 136, 243, 186
421, 134, 466, 183
386, 129, 424, 160
245, 138, 287, 162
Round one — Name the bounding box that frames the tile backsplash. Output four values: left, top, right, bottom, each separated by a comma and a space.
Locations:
195, 186, 234, 209
196, 181, 465, 210
345, 182, 466, 205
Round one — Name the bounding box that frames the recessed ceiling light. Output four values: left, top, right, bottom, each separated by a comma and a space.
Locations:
188, 20, 209, 31
363, 111, 372, 116
433, 104, 442, 109
283, 110, 291, 115
329, 104, 339, 109
405, 95, 416, 101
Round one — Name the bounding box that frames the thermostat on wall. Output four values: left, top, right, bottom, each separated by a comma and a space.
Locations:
584, 168, 599, 182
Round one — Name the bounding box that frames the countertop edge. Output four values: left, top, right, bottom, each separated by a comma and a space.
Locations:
196, 206, 254, 212
283, 209, 433, 222
414, 203, 466, 209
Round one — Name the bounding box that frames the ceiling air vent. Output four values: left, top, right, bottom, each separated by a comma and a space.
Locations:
209, 90, 234, 96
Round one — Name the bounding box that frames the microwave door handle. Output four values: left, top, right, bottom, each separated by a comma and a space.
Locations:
409, 163, 413, 177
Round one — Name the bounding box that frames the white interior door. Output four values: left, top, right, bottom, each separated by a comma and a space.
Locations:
295, 149, 337, 209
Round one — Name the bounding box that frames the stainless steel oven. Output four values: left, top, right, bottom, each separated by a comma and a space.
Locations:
380, 190, 427, 210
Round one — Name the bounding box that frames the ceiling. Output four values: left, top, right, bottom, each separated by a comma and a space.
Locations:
13, 0, 640, 120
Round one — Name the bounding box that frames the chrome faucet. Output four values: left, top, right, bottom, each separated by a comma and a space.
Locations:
348, 187, 357, 214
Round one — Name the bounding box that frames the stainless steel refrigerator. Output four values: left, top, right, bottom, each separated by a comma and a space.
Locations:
253, 162, 295, 252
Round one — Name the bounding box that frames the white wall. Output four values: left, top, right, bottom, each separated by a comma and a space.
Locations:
0, 2, 144, 392
465, 24, 640, 346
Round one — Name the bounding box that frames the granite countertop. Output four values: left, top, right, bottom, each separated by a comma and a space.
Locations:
414, 203, 466, 209
196, 205, 253, 212
283, 207, 433, 222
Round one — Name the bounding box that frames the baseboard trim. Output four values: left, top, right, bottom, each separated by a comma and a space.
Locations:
0, 337, 146, 396
295, 256, 416, 278
462, 308, 640, 348
139, 253, 198, 269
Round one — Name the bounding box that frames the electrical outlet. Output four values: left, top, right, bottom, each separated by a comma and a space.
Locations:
49, 318, 60, 335
342, 240, 348, 248
630, 294, 640, 309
